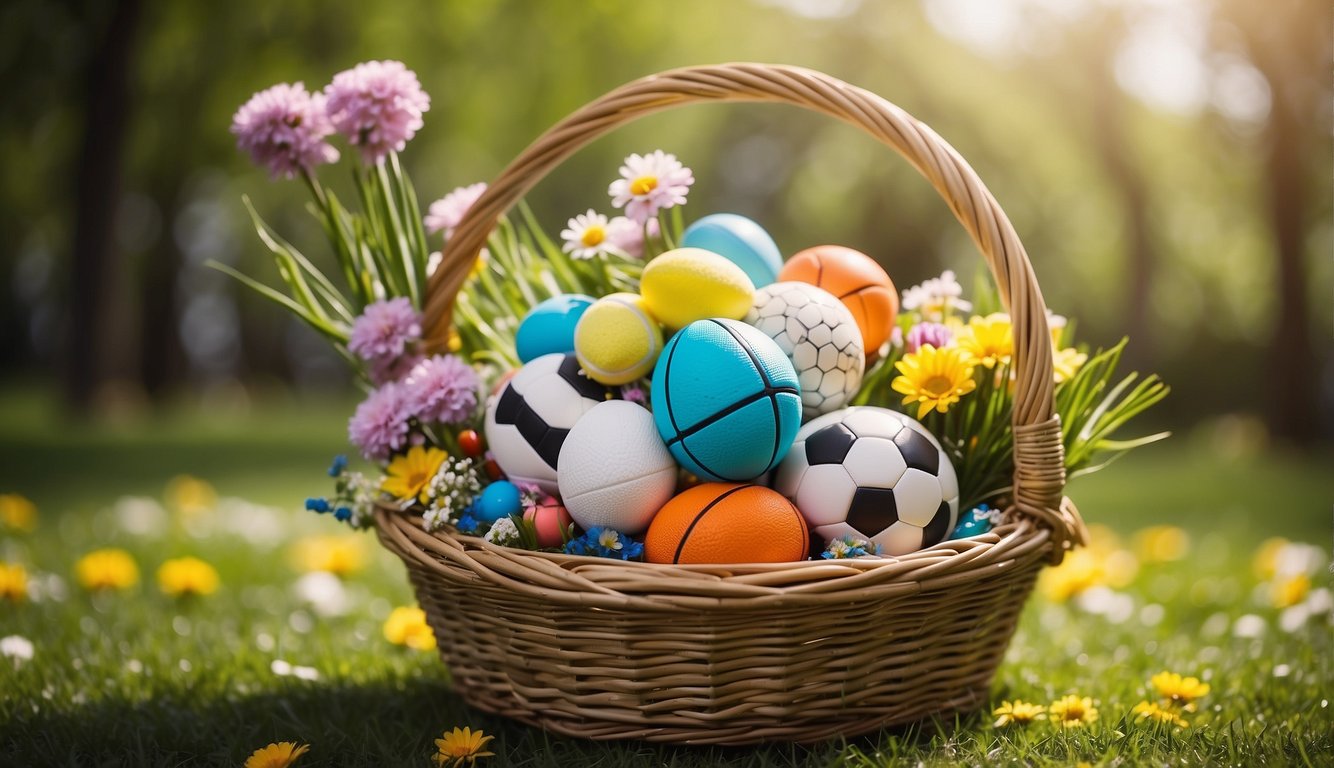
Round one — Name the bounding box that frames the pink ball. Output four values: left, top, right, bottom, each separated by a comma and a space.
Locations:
524, 498, 574, 548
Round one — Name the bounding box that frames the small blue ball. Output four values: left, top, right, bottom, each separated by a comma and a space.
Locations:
515, 294, 595, 363
949, 505, 995, 540
475, 481, 522, 523
681, 214, 783, 288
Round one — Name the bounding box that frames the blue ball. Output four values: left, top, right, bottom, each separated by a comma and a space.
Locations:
475, 480, 522, 523
948, 505, 995, 540
515, 294, 595, 363
681, 214, 783, 288
651, 318, 801, 481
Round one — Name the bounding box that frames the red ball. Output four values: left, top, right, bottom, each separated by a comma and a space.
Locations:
524, 497, 574, 548
459, 429, 483, 458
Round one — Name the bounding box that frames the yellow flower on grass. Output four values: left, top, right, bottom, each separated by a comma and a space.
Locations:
1, 562, 28, 602
1133, 525, 1190, 563
381, 445, 448, 503
955, 313, 1013, 369
1052, 346, 1088, 384
290, 535, 366, 577
433, 727, 495, 767
992, 699, 1046, 727
156, 557, 220, 597
1271, 573, 1310, 608
75, 548, 139, 591
384, 606, 436, 651
0, 494, 37, 533
1132, 700, 1189, 728
165, 474, 217, 516
891, 344, 977, 419
1048, 694, 1098, 728
245, 741, 308, 768
1151, 671, 1210, 710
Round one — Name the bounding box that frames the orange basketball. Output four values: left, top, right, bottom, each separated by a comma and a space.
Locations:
644, 483, 809, 565
779, 245, 899, 354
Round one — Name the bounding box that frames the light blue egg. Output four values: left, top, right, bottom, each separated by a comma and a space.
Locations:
475, 480, 522, 523
681, 214, 783, 288
515, 294, 595, 363
948, 505, 995, 540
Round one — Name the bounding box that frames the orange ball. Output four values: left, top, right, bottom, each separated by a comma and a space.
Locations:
644, 483, 809, 565
779, 245, 899, 354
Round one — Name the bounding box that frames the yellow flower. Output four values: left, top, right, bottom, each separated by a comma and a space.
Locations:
955, 313, 1013, 369
289, 535, 366, 577
381, 445, 448, 503
891, 344, 978, 419
384, 606, 437, 651
1048, 694, 1098, 728
992, 699, 1047, 726
1271, 573, 1311, 608
164, 474, 217, 516
1132, 700, 1189, 728
1052, 346, 1088, 384
156, 557, 220, 597
1251, 537, 1289, 580
0, 494, 37, 533
1151, 671, 1210, 710
244, 741, 309, 768
433, 727, 495, 767
0, 562, 28, 602
1038, 536, 1139, 602
1133, 525, 1190, 563
75, 548, 139, 591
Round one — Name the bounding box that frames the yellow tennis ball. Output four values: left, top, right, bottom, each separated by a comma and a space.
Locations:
574, 293, 664, 385
640, 247, 756, 329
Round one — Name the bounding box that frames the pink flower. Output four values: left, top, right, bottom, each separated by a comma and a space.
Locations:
424, 183, 487, 239
230, 82, 339, 179
608, 151, 694, 223
324, 60, 430, 164
348, 298, 421, 364
348, 383, 412, 461
402, 355, 480, 424
371, 352, 424, 387
906, 322, 953, 353
605, 216, 648, 259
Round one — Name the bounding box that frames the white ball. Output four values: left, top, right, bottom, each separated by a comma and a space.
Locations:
484, 353, 617, 494
746, 282, 865, 420
557, 400, 678, 535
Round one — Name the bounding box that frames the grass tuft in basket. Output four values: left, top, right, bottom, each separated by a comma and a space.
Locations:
225, 61, 1167, 744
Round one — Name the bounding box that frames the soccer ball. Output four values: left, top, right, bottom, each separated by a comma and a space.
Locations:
772, 406, 959, 555
746, 281, 864, 420
484, 353, 619, 494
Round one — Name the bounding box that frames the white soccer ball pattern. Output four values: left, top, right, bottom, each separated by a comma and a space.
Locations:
773, 406, 959, 555
746, 282, 865, 420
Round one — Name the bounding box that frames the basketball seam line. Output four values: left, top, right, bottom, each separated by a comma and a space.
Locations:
673, 484, 755, 564
661, 334, 722, 480
836, 283, 882, 299
710, 318, 787, 472
663, 385, 800, 446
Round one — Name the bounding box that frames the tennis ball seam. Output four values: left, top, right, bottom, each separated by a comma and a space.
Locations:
578, 297, 660, 378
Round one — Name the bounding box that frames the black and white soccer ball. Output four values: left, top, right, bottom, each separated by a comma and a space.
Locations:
772, 406, 959, 555
484, 353, 618, 494
746, 281, 864, 420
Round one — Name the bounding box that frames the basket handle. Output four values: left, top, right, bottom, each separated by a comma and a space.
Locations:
423, 63, 1084, 558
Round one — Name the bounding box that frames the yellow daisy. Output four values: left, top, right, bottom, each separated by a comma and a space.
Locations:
433, 727, 495, 767
992, 699, 1047, 727
1052, 346, 1088, 384
156, 557, 220, 597
384, 606, 437, 651
0, 493, 37, 533
0, 562, 28, 602
75, 548, 139, 591
289, 535, 366, 577
164, 474, 217, 516
245, 741, 309, 768
1133, 525, 1190, 563
1151, 671, 1210, 710
1048, 694, 1098, 728
1132, 700, 1189, 728
955, 313, 1013, 369
891, 344, 978, 419
1271, 573, 1311, 608
381, 445, 448, 503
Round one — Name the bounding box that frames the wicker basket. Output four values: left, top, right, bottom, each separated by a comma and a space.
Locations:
373, 62, 1088, 745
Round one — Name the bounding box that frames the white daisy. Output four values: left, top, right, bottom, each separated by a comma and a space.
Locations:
560, 209, 624, 259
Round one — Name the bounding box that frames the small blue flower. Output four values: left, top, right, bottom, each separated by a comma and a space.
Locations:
456, 513, 480, 535
333, 506, 353, 522
328, 454, 348, 477
305, 497, 331, 513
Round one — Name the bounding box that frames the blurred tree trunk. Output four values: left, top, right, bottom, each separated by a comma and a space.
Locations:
65, 0, 142, 414
137, 189, 184, 398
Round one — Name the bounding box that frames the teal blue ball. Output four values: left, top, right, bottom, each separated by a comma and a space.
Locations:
515, 294, 595, 363
651, 318, 801, 481
948, 505, 995, 540
681, 214, 783, 288
475, 480, 522, 523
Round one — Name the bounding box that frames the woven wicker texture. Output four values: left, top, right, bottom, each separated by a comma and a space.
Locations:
375, 62, 1088, 744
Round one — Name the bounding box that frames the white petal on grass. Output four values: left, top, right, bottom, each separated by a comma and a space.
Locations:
1233, 614, 1267, 638
1273, 664, 1291, 678
1200, 612, 1230, 638
1305, 588, 1332, 615
292, 571, 350, 617
1, 635, 34, 665
288, 610, 314, 634
114, 496, 168, 537
1140, 603, 1166, 627
270, 659, 292, 676
1075, 586, 1135, 624
270, 658, 319, 681
1279, 605, 1310, 633
216, 498, 288, 546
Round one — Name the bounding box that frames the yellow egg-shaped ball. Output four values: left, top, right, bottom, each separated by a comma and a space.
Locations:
574, 293, 664, 385
640, 248, 756, 329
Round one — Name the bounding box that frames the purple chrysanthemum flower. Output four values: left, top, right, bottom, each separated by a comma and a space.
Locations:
370, 351, 424, 387
324, 60, 430, 164
906, 322, 953, 354
347, 383, 412, 462
424, 183, 486, 239
348, 297, 421, 364
402, 354, 480, 424
230, 82, 339, 179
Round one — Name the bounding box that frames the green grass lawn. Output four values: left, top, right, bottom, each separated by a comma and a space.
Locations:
1, 392, 1331, 766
